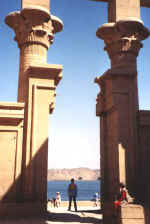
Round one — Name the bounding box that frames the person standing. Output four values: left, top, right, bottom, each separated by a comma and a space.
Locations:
93, 192, 99, 207
114, 183, 128, 209
55, 192, 61, 207
67, 178, 78, 211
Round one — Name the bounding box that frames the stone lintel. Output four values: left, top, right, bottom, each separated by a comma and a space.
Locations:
89, 0, 150, 8
0, 102, 24, 125
139, 110, 150, 126
89, 0, 144, 21
22, 0, 50, 11
27, 64, 63, 86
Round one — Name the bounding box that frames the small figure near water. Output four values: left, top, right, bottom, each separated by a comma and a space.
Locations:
55, 192, 61, 207
47, 198, 56, 207
67, 178, 78, 211
93, 192, 100, 207
47, 192, 61, 208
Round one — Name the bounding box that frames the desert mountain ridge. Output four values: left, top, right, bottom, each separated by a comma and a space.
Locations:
47, 167, 100, 181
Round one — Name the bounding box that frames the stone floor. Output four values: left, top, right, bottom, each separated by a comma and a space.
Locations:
0, 206, 103, 224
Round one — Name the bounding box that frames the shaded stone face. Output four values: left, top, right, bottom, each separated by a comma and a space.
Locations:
90, 0, 142, 22
90, 0, 150, 8
141, 0, 150, 7
21, 0, 50, 10
108, 0, 140, 22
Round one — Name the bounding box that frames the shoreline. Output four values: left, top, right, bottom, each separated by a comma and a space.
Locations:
48, 200, 101, 208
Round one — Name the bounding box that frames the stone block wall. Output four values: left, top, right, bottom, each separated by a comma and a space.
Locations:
22, 0, 50, 10
0, 102, 24, 204
137, 110, 150, 207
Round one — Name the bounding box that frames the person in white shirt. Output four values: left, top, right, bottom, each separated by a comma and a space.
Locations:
55, 192, 61, 207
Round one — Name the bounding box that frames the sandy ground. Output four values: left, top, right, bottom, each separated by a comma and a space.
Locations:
0, 201, 103, 224
47, 206, 103, 224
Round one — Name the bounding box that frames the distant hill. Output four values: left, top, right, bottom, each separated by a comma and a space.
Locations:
47, 168, 100, 181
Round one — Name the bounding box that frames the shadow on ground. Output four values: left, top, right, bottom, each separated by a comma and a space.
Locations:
46, 209, 103, 223
78, 209, 103, 214
0, 210, 103, 224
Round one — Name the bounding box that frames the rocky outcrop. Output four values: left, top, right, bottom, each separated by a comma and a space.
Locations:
47, 168, 100, 181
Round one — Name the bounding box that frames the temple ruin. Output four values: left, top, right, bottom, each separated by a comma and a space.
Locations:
1, 0, 150, 223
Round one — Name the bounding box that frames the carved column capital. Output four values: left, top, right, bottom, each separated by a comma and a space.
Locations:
5, 7, 63, 102
5, 7, 63, 49
105, 37, 143, 58
96, 19, 150, 69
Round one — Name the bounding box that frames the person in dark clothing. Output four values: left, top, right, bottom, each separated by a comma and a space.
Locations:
67, 178, 78, 211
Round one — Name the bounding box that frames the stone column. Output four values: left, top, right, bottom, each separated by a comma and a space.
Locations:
5, 4, 63, 216
20, 64, 62, 215
95, 19, 149, 223
5, 7, 63, 102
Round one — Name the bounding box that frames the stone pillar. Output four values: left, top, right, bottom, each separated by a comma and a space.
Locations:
5, 7, 63, 102
95, 19, 149, 223
20, 64, 62, 215
5, 3, 63, 216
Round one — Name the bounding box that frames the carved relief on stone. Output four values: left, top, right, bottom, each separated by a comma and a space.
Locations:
95, 76, 106, 116
5, 8, 63, 50
5, 9, 53, 49
105, 37, 142, 57
96, 19, 150, 69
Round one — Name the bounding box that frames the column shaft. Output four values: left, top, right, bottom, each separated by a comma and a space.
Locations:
95, 20, 149, 223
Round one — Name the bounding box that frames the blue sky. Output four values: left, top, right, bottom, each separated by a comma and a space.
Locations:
1, 1, 150, 169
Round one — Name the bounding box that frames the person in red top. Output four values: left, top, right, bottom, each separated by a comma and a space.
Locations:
114, 183, 128, 209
